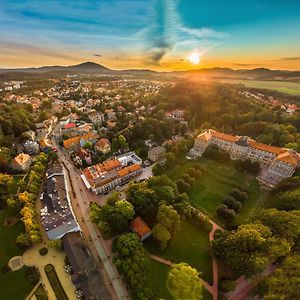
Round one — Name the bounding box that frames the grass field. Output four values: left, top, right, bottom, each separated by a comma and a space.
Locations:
221, 79, 300, 95
0, 207, 33, 300
167, 158, 266, 223
145, 220, 213, 284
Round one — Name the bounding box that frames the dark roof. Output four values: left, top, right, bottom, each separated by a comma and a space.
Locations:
62, 232, 111, 300
235, 136, 250, 147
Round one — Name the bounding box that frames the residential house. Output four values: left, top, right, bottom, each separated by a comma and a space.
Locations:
95, 138, 111, 154
12, 153, 32, 172
130, 217, 152, 241
148, 146, 166, 162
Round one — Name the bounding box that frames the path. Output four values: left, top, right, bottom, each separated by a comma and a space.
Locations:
149, 218, 222, 300
209, 220, 222, 300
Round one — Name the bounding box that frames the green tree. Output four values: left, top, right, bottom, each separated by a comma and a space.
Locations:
167, 263, 203, 300
118, 135, 128, 148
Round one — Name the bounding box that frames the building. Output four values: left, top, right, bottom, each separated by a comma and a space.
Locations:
62, 232, 110, 300
40, 162, 80, 240
81, 152, 143, 194
12, 153, 32, 171
89, 111, 104, 124
190, 129, 300, 189
23, 141, 40, 155
95, 138, 111, 154
130, 217, 152, 241
63, 133, 98, 150
148, 146, 166, 162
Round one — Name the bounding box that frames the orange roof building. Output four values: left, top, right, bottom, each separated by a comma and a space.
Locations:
130, 217, 152, 241
63, 133, 97, 149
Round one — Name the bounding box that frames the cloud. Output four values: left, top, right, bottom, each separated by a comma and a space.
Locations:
278, 57, 300, 61
232, 63, 261, 67
143, 0, 229, 65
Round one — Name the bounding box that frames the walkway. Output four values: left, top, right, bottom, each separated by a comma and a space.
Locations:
22, 244, 77, 300
149, 218, 223, 300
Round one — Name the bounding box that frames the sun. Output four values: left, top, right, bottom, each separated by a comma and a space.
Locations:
188, 51, 201, 65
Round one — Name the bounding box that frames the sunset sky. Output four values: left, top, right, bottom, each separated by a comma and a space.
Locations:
1, 0, 300, 70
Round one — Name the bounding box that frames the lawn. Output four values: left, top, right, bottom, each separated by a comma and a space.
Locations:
221, 79, 300, 95
0, 207, 34, 300
145, 220, 213, 284
167, 158, 267, 223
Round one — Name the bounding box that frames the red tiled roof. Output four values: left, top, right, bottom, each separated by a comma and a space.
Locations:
130, 217, 151, 239
63, 123, 76, 129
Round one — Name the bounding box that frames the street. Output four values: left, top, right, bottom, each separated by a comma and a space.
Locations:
51, 127, 129, 300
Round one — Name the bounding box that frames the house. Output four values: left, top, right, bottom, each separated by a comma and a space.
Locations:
62, 232, 110, 300
130, 217, 152, 241
89, 111, 104, 124
76, 148, 92, 165
12, 153, 32, 171
105, 109, 116, 120
23, 141, 40, 155
190, 129, 300, 189
148, 146, 166, 162
95, 138, 111, 154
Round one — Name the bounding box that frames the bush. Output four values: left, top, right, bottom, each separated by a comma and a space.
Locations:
229, 188, 248, 203
44, 264, 54, 273
203, 144, 230, 163
220, 279, 236, 292
223, 196, 242, 212
25, 267, 40, 285
39, 247, 48, 256
176, 179, 191, 194
216, 204, 236, 220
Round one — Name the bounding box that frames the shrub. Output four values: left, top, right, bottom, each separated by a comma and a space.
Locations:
223, 196, 242, 212
229, 188, 248, 203
176, 179, 191, 194
39, 247, 48, 256
220, 279, 236, 292
216, 204, 236, 220
44, 264, 53, 273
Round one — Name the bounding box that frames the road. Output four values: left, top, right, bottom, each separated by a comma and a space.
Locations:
51, 127, 129, 300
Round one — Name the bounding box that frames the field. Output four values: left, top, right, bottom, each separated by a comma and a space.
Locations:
167, 158, 267, 224
145, 220, 213, 284
0, 207, 33, 300
221, 79, 300, 95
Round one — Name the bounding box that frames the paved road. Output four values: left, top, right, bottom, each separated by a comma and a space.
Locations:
51, 128, 128, 300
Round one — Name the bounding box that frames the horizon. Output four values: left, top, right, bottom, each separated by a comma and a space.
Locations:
1, 60, 300, 72
0, 0, 300, 71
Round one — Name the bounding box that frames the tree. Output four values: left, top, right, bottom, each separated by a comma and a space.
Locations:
126, 182, 157, 217
83, 141, 93, 149
229, 188, 248, 203
16, 232, 31, 247
47, 240, 62, 250
111, 137, 119, 152
167, 263, 202, 300
216, 204, 236, 220
0, 147, 13, 169
273, 189, 300, 211
257, 208, 300, 243
222, 196, 242, 212
212, 224, 290, 277
176, 179, 191, 194
118, 135, 128, 148
153, 204, 181, 248
255, 254, 300, 300
113, 233, 153, 299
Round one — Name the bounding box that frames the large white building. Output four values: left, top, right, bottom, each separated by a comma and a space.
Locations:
190, 129, 300, 189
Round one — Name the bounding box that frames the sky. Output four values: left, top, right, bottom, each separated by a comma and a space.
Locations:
0, 0, 300, 70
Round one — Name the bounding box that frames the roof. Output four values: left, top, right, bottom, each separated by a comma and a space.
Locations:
95, 138, 110, 149
148, 146, 166, 155
63, 133, 97, 149
197, 130, 213, 142
14, 153, 31, 166
63, 123, 76, 129
130, 217, 151, 239
117, 164, 142, 177
276, 150, 300, 166
102, 159, 121, 171
248, 140, 284, 155
210, 130, 239, 142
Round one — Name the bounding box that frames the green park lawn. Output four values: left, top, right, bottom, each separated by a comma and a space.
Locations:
167, 158, 267, 224
145, 220, 213, 284
0, 207, 34, 300
146, 259, 213, 300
